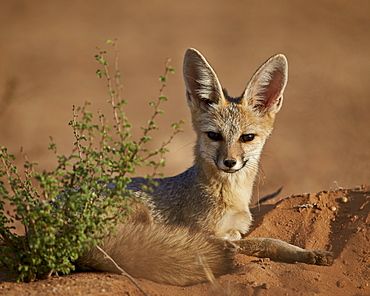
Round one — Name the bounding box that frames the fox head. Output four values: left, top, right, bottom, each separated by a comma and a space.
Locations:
183, 48, 288, 175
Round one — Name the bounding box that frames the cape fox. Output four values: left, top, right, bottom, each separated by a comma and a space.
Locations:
76, 48, 333, 286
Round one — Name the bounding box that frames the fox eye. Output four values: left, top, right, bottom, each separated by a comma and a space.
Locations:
240, 134, 255, 142
207, 132, 222, 141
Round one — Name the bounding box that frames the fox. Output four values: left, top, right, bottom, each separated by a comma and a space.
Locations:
76, 48, 333, 286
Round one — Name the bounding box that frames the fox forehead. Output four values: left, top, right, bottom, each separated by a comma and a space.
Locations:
197, 102, 274, 138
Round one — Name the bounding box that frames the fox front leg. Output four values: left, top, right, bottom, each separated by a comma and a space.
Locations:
234, 238, 333, 266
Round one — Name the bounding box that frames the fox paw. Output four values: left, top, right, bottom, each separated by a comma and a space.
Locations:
306, 249, 334, 266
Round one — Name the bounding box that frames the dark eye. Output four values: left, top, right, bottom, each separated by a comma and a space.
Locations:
240, 134, 255, 142
207, 132, 222, 141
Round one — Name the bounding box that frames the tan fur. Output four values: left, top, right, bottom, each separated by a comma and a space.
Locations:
76, 49, 333, 286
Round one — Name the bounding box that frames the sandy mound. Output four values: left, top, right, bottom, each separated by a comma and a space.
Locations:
0, 185, 368, 296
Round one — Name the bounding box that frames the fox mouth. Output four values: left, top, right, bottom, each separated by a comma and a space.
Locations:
221, 169, 240, 174
217, 159, 249, 173
221, 167, 240, 173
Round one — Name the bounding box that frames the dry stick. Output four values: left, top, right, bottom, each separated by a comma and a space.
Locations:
197, 255, 216, 285
198, 255, 232, 296
96, 245, 148, 296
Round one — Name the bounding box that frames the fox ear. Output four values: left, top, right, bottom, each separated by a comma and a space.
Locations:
183, 48, 226, 109
243, 54, 288, 116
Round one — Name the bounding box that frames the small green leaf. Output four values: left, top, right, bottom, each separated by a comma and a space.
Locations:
159, 76, 167, 82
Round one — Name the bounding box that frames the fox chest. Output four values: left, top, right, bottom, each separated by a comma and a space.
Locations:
214, 208, 252, 240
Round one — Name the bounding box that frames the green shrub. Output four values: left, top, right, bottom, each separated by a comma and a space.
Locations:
0, 40, 183, 282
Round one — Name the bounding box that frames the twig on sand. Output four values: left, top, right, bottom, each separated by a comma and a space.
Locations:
96, 245, 148, 296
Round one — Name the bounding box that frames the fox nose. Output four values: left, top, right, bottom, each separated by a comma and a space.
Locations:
224, 159, 237, 168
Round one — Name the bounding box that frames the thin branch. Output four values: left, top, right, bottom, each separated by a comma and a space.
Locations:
100, 41, 123, 137
72, 105, 83, 160
127, 58, 174, 169
96, 245, 148, 296
139, 58, 172, 145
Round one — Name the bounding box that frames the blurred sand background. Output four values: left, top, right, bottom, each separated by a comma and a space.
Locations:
0, 0, 369, 200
